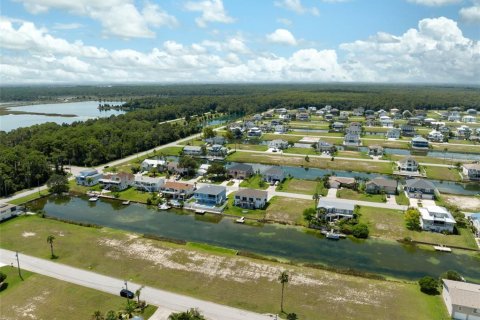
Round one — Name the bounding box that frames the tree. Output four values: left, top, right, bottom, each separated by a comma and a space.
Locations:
135, 285, 145, 304
168, 308, 206, 320
278, 270, 290, 313
352, 223, 369, 238
105, 310, 117, 320
303, 208, 317, 225
203, 127, 215, 139
418, 276, 440, 295
179, 156, 198, 176
405, 208, 421, 231
312, 192, 319, 206
47, 235, 56, 259
46, 174, 69, 194
91, 311, 104, 320
123, 300, 136, 318
0, 271, 7, 292
305, 155, 310, 162
223, 130, 234, 141
207, 162, 226, 177
287, 313, 298, 320
441, 270, 463, 281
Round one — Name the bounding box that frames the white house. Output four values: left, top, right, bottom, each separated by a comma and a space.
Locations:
397, 157, 419, 172
75, 169, 103, 186
133, 175, 165, 192
462, 163, 480, 181
183, 146, 203, 156
274, 124, 287, 133
379, 115, 394, 128
247, 127, 263, 137
317, 198, 355, 221
427, 130, 444, 142
419, 206, 456, 233
442, 279, 480, 320
268, 139, 289, 150
386, 128, 401, 139
234, 189, 268, 209
141, 159, 166, 172
99, 173, 134, 191
448, 114, 461, 122
462, 115, 476, 123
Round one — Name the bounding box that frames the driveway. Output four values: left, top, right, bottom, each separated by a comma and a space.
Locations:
326, 188, 337, 198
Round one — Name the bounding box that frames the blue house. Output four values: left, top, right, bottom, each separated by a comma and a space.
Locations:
411, 136, 429, 149
75, 169, 103, 186
194, 185, 227, 205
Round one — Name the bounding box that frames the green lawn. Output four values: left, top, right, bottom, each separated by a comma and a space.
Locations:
0, 266, 156, 320
0, 216, 451, 320
108, 146, 184, 172
337, 188, 386, 203
265, 196, 313, 225
227, 143, 268, 151
424, 166, 461, 182
290, 131, 344, 137
431, 143, 480, 154
364, 127, 389, 133
179, 139, 205, 146
336, 151, 370, 159
262, 133, 303, 143
117, 187, 153, 203
239, 174, 269, 190
223, 196, 267, 219
395, 192, 410, 205
358, 207, 478, 249
276, 178, 327, 196
283, 147, 318, 155
8, 191, 50, 205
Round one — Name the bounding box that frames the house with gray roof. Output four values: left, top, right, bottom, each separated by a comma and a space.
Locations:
317, 198, 355, 221
75, 168, 103, 186
405, 178, 437, 199
442, 279, 480, 320
227, 163, 254, 179
343, 133, 361, 146
183, 145, 203, 156
462, 163, 480, 181
194, 185, 227, 205
262, 167, 285, 183
234, 189, 268, 209
411, 136, 429, 149
365, 177, 398, 194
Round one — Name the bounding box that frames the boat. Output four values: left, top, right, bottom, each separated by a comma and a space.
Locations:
122, 200, 130, 205
235, 216, 245, 224
325, 229, 341, 240
169, 200, 182, 208
195, 209, 206, 215
434, 245, 452, 252
88, 196, 98, 202
158, 203, 171, 210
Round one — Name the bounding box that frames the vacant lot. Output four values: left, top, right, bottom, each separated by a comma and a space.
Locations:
424, 166, 461, 182
0, 216, 449, 320
277, 178, 327, 196
442, 195, 480, 212
265, 196, 313, 225
337, 189, 386, 203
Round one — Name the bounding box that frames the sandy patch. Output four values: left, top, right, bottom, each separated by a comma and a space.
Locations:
22, 232, 36, 238
9, 290, 50, 320
443, 195, 480, 211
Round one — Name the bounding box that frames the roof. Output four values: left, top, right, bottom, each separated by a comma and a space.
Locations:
79, 168, 98, 175
329, 176, 356, 184
163, 181, 194, 190
368, 145, 383, 150
405, 178, 435, 189
412, 136, 428, 143
443, 280, 480, 309
317, 198, 355, 211
134, 174, 163, 183
195, 184, 226, 195
142, 159, 166, 165
263, 166, 284, 176
419, 206, 456, 224
228, 163, 253, 172
463, 163, 480, 170
236, 188, 268, 199
398, 156, 418, 164
344, 133, 360, 139
183, 146, 202, 151
367, 177, 397, 188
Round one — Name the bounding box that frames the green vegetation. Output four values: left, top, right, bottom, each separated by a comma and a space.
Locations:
46, 174, 69, 194
169, 308, 206, 320
418, 276, 440, 295
223, 197, 266, 219
265, 197, 313, 225
277, 178, 327, 196
8, 190, 49, 205
239, 174, 269, 190
337, 189, 386, 203
395, 192, 410, 206
227, 144, 268, 151
405, 208, 421, 231
336, 151, 371, 159
424, 166, 461, 182
283, 147, 317, 155
352, 223, 370, 239
186, 242, 238, 255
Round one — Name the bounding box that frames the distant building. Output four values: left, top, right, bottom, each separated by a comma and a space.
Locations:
428, 130, 444, 142
332, 122, 345, 132
411, 136, 429, 149
75, 169, 102, 186
234, 189, 268, 209
328, 176, 356, 189
419, 206, 456, 233
397, 157, 419, 172
268, 139, 289, 150
205, 136, 226, 145
466, 108, 477, 115
462, 163, 480, 181
207, 144, 228, 157
317, 199, 355, 221
133, 175, 164, 192
442, 279, 480, 320
227, 164, 254, 179
141, 159, 166, 172
183, 146, 203, 156
400, 124, 416, 137
161, 181, 194, 200
194, 185, 227, 205
368, 145, 384, 156
379, 116, 394, 128
247, 127, 262, 137
365, 177, 398, 195
343, 133, 361, 146
297, 113, 309, 121
462, 115, 476, 123
99, 173, 134, 191
262, 167, 285, 183
405, 179, 437, 199
316, 140, 334, 152
386, 128, 401, 139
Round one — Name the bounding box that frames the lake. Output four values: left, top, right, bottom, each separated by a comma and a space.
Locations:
0, 101, 124, 132
30, 195, 480, 282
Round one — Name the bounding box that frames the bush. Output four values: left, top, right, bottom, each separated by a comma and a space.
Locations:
352, 223, 369, 238
418, 276, 440, 295
441, 270, 463, 281
405, 208, 421, 231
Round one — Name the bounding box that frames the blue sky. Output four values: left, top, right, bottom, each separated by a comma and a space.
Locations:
1, 0, 479, 84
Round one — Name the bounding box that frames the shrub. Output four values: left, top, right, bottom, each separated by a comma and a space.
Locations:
405, 208, 421, 231
418, 276, 440, 295
441, 270, 463, 281
352, 223, 369, 238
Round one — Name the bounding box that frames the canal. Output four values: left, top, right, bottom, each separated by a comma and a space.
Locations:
31, 195, 480, 282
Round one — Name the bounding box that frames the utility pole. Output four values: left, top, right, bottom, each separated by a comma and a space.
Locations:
15, 251, 23, 281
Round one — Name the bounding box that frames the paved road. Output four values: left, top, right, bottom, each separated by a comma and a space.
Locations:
0, 248, 273, 320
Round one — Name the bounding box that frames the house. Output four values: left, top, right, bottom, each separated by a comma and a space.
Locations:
405, 179, 437, 199
247, 127, 262, 137
411, 136, 429, 149
0, 203, 23, 222
183, 145, 203, 156
167, 161, 188, 175
386, 128, 401, 139
197, 164, 211, 176
268, 139, 289, 150
427, 130, 444, 142
308, 106, 317, 113
279, 114, 291, 120
457, 125, 472, 137
276, 108, 288, 114
462, 115, 476, 123
408, 116, 423, 125
368, 145, 384, 156
316, 140, 334, 153
332, 122, 345, 132
227, 163, 254, 179
397, 157, 419, 172
161, 181, 194, 200
365, 177, 398, 194
462, 163, 480, 181
133, 175, 164, 192
340, 111, 349, 117
324, 114, 334, 121
262, 167, 285, 183
141, 159, 166, 172
352, 107, 364, 116
99, 173, 134, 191
466, 108, 478, 115
75, 169, 103, 186
234, 189, 268, 209
330, 108, 339, 116
207, 144, 228, 157
194, 185, 227, 205
317, 198, 355, 221
469, 213, 480, 237
419, 206, 456, 233
297, 113, 309, 121
365, 109, 375, 116
448, 114, 461, 122
346, 124, 362, 135
442, 279, 480, 320
400, 124, 416, 137
205, 136, 226, 145
274, 124, 287, 133
379, 116, 394, 128
328, 176, 356, 189
252, 114, 263, 121
343, 133, 361, 146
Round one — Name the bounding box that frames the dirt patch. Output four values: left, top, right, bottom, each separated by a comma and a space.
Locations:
443, 195, 480, 211
8, 290, 50, 320
22, 232, 36, 238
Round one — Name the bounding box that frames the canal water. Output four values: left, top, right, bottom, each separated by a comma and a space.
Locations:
31, 196, 480, 282
357, 147, 480, 161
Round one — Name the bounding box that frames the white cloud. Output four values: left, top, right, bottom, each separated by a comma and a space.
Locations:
407, 0, 461, 6
277, 18, 293, 26
274, 0, 319, 15
184, 0, 235, 28
459, 5, 480, 23
14, 0, 177, 38
266, 29, 298, 46
52, 23, 83, 30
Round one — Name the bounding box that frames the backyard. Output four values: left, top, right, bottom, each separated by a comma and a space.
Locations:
337, 189, 386, 203
264, 196, 313, 225
277, 178, 327, 196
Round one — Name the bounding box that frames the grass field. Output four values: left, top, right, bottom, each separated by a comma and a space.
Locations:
358, 207, 477, 249
424, 166, 461, 182
8, 190, 50, 205
277, 178, 327, 196
262, 133, 303, 143
265, 196, 313, 225
431, 143, 480, 154
107, 146, 184, 172
283, 147, 318, 155
239, 174, 269, 190
0, 266, 156, 320
395, 192, 410, 205
291, 131, 344, 137
227, 143, 268, 151
0, 216, 450, 320
337, 189, 386, 203
336, 150, 371, 159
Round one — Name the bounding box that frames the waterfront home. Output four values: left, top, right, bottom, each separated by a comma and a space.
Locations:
424, 118, 436, 126
405, 179, 437, 199
466, 108, 477, 115
408, 116, 423, 125
427, 130, 444, 142
328, 176, 356, 189
317, 198, 355, 221
274, 124, 287, 133
167, 161, 188, 175
99, 173, 134, 191
442, 279, 480, 320
365, 109, 375, 116
324, 114, 333, 121
316, 140, 334, 153
276, 108, 288, 114
457, 125, 471, 138
365, 177, 398, 195
352, 107, 364, 116
448, 113, 461, 122
400, 124, 416, 137
252, 114, 263, 121
368, 145, 384, 156
75, 168, 103, 186
268, 139, 289, 150
207, 144, 228, 157
462, 163, 480, 181
161, 181, 194, 200
379, 116, 394, 128
419, 206, 456, 233
0, 203, 23, 222
438, 125, 450, 135
247, 127, 262, 137
411, 136, 429, 149
279, 114, 291, 120
133, 175, 164, 192
346, 123, 362, 135
386, 128, 401, 139
234, 188, 268, 209
194, 185, 227, 205
183, 145, 203, 156
332, 122, 345, 132
343, 133, 361, 146
197, 164, 210, 176
227, 163, 254, 179
262, 167, 285, 183
397, 157, 419, 172
469, 213, 480, 237
462, 115, 476, 123
205, 136, 226, 145
297, 113, 309, 121
141, 159, 166, 172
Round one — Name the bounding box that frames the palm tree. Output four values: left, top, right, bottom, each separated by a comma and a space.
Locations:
105, 310, 117, 320
123, 300, 136, 319
168, 308, 205, 320
278, 270, 290, 313
46, 235, 55, 258
312, 192, 319, 206
91, 311, 104, 320
135, 285, 145, 304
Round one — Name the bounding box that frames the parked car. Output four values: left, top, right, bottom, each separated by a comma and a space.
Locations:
120, 289, 134, 299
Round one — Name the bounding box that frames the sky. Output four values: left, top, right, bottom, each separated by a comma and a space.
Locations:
1, 0, 479, 84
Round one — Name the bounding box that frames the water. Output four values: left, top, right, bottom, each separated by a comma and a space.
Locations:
358, 147, 480, 161
291, 129, 328, 133
1, 101, 124, 132
31, 195, 480, 282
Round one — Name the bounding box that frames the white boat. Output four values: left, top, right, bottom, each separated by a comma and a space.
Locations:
122, 200, 130, 205
158, 203, 171, 210
235, 216, 245, 224
325, 229, 340, 240
434, 245, 452, 252
169, 200, 182, 208
88, 197, 98, 202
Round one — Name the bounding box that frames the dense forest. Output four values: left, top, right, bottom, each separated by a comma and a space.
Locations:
1, 84, 479, 196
